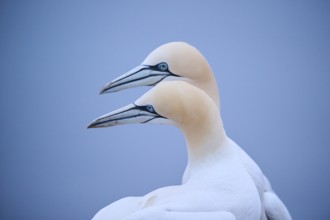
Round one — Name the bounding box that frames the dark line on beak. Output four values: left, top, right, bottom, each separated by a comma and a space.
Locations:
148, 75, 168, 86
104, 73, 170, 92
91, 114, 154, 127
113, 67, 149, 83
142, 116, 164, 123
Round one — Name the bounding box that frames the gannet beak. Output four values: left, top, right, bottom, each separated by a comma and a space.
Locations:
100, 63, 179, 94
87, 103, 166, 128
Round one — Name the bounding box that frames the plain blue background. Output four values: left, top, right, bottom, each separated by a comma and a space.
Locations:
1, 1, 329, 219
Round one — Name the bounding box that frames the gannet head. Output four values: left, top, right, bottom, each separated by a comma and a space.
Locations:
100, 42, 220, 109
88, 81, 220, 133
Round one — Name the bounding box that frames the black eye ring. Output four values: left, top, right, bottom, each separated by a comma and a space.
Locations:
146, 105, 155, 113
157, 62, 168, 71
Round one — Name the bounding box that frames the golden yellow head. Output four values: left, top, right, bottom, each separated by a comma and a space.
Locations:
100, 42, 220, 109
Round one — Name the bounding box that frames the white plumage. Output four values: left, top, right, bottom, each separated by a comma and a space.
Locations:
90, 81, 261, 219
89, 42, 291, 220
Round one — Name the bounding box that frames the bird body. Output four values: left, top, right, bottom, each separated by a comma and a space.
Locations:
90, 81, 261, 220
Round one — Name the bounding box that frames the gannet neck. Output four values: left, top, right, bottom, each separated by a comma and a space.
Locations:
178, 98, 228, 178
183, 115, 227, 165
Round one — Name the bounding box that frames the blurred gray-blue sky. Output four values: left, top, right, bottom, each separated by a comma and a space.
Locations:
0, 1, 329, 219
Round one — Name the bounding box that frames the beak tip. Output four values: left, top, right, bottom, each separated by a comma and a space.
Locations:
99, 87, 108, 95
87, 121, 97, 129
100, 82, 114, 95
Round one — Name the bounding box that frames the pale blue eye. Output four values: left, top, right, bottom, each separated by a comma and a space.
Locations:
146, 105, 155, 113
157, 62, 168, 71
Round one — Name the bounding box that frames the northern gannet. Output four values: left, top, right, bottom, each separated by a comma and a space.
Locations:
99, 42, 291, 220
89, 81, 261, 220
